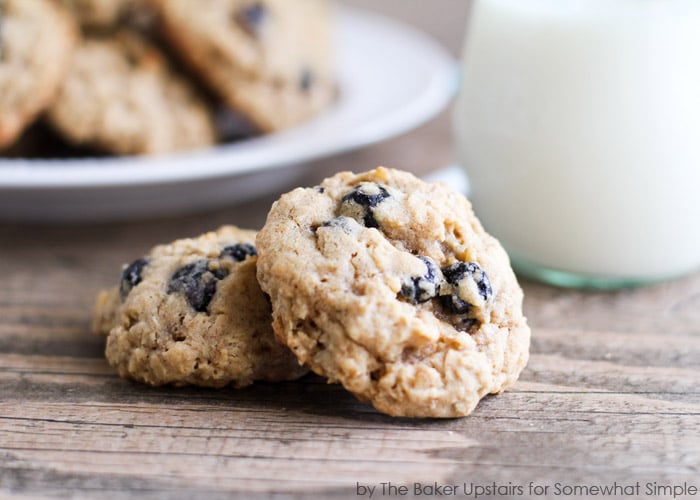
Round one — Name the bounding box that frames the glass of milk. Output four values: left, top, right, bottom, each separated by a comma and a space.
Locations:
454, 0, 700, 288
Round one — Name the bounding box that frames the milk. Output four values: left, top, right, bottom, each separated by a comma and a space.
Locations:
455, 0, 700, 285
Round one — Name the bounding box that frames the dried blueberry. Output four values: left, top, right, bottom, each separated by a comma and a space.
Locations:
320, 216, 359, 234
400, 256, 442, 304
235, 2, 266, 36
300, 68, 314, 92
220, 243, 257, 262
439, 262, 491, 315
442, 262, 493, 302
339, 182, 391, 228
439, 294, 471, 315
119, 258, 150, 300
167, 260, 228, 312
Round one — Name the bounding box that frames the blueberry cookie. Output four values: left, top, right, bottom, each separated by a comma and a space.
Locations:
47, 30, 214, 155
0, 0, 76, 148
92, 226, 307, 388
256, 167, 531, 417
151, 0, 335, 132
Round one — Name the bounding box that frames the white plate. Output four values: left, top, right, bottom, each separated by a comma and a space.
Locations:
0, 7, 457, 221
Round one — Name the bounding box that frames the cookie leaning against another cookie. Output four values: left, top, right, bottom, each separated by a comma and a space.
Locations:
47, 30, 214, 155
0, 0, 77, 148
151, 0, 336, 132
93, 226, 308, 388
256, 167, 531, 418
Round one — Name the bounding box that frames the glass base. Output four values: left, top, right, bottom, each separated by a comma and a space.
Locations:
510, 257, 669, 290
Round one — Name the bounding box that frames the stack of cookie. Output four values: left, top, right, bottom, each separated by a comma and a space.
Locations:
0, 0, 334, 156
94, 167, 531, 418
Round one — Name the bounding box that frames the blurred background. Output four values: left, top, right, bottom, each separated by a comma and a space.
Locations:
345, 0, 470, 56
0, 0, 470, 223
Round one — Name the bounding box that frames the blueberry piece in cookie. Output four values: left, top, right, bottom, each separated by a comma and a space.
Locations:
399, 256, 442, 304
92, 226, 307, 388
119, 257, 150, 300
320, 216, 360, 235
220, 243, 257, 262
339, 182, 392, 228
256, 167, 531, 418
439, 261, 493, 316
234, 2, 267, 37
440, 262, 493, 314
168, 259, 228, 313
443, 262, 493, 302
439, 293, 471, 315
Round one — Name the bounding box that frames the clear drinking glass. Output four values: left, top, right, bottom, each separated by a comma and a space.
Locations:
454, 0, 700, 288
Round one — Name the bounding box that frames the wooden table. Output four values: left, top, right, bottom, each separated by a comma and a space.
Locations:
2, 2, 699, 498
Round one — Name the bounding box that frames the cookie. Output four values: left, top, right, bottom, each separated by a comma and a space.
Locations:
256, 167, 531, 417
58, 0, 141, 29
0, 0, 77, 149
47, 30, 214, 155
151, 0, 335, 132
93, 226, 308, 388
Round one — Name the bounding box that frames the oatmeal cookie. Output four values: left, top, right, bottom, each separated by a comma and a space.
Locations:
93, 226, 307, 388
0, 0, 76, 148
151, 0, 335, 132
256, 167, 530, 417
47, 30, 214, 155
